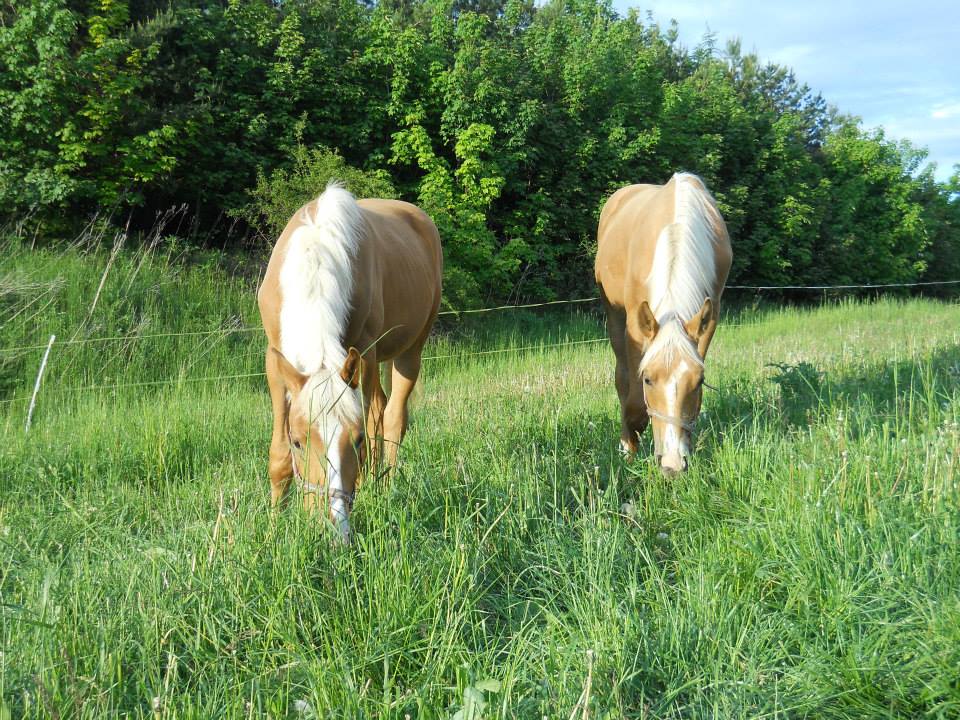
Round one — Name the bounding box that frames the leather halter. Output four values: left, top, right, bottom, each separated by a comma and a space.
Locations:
286, 414, 356, 509
644, 406, 697, 433
642, 383, 703, 433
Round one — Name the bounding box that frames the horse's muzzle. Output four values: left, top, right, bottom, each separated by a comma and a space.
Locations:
659, 451, 688, 476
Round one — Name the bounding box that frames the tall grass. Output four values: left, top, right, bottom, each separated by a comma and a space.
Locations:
1, 234, 959, 718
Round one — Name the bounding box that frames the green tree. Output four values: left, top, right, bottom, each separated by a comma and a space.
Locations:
0, 0, 956, 303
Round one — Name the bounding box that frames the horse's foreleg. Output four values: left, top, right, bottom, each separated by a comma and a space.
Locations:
618, 362, 649, 457
606, 304, 646, 456
361, 356, 387, 484
382, 352, 420, 470
621, 387, 649, 457
265, 348, 294, 506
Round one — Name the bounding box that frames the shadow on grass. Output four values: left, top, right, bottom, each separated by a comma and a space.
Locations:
688, 342, 960, 468
764, 342, 959, 429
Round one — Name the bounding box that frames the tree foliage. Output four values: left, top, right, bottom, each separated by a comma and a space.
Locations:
234, 138, 398, 239
1, 0, 957, 305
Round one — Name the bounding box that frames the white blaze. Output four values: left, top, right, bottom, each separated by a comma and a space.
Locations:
319, 414, 351, 541
661, 359, 693, 461
324, 432, 351, 541
297, 375, 360, 541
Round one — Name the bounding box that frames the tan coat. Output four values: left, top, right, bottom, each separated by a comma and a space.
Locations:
595, 174, 731, 473
257, 193, 442, 533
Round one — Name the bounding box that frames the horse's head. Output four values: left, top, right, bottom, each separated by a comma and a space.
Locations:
272, 347, 366, 540
637, 298, 714, 476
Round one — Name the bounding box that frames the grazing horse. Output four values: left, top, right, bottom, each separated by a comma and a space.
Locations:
595, 173, 731, 475
257, 184, 442, 539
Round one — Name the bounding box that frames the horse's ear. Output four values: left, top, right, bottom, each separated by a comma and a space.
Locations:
271, 348, 307, 393
637, 300, 659, 340
340, 347, 362, 389
685, 297, 714, 344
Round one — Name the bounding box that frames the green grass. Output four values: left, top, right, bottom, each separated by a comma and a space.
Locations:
1, 234, 960, 718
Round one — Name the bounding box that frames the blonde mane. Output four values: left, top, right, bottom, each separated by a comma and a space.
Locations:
639, 312, 703, 372
279, 183, 363, 376
279, 183, 364, 428
641, 173, 722, 370
296, 369, 363, 432
646, 173, 722, 322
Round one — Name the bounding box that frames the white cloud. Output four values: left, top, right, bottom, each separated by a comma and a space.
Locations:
931, 103, 960, 120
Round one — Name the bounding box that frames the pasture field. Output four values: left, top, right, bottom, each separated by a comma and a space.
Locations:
1, 235, 959, 718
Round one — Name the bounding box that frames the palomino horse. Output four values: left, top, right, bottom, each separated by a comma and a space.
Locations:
257, 184, 442, 539
595, 173, 731, 475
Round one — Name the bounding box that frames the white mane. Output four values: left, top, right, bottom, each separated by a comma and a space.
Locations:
638, 312, 703, 372
279, 183, 364, 426
641, 173, 721, 369
279, 182, 361, 374
646, 173, 722, 322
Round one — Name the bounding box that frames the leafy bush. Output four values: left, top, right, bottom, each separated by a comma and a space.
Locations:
232, 142, 397, 239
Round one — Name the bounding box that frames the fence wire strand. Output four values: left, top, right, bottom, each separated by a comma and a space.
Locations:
0, 337, 614, 404
727, 279, 960, 290
2, 277, 958, 354
2, 276, 958, 406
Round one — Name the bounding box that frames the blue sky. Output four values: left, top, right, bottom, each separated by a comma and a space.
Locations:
613, 0, 959, 182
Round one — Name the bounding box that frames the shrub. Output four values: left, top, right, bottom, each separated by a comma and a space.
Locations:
233, 142, 397, 240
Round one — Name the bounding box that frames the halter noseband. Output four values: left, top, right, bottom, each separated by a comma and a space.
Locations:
642, 381, 707, 433
644, 406, 697, 433
287, 422, 356, 509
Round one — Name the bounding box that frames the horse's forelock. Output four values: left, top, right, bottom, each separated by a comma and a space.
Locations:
639, 318, 703, 375
297, 367, 363, 432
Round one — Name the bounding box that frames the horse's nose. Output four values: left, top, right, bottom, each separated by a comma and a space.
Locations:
660, 451, 688, 476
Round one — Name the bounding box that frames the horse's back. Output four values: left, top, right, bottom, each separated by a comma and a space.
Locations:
350, 199, 443, 358
358, 198, 442, 276
595, 176, 731, 311
257, 193, 442, 361
358, 198, 443, 307
597, 184, 660, 232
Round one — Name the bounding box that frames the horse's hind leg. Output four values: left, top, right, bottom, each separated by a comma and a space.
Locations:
382, 350, 421, 469
266, 348, 294, 506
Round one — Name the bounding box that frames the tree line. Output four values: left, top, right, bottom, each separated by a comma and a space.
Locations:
2, 0, 958, 306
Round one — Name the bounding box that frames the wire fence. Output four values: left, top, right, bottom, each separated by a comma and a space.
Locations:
0, 338, 612, 406
2, 277, 958, 408
726, 279, 960, 290
3, 277, 958, 355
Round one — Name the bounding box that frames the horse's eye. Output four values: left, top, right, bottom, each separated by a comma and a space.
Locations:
292, 440, 303, 450
644, 376, 653, 386
353, 432, 365, 449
